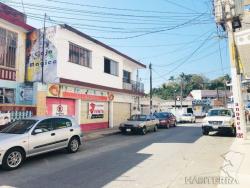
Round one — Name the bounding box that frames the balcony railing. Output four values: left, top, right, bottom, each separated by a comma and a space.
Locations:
123, 78, 144, 93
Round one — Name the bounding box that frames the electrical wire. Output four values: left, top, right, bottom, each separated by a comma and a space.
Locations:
45, 0, 206, 14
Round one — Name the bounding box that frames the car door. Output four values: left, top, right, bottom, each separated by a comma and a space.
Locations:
149, 115, 156, 131
28, 118, 56, 155
52, 118, 73, 148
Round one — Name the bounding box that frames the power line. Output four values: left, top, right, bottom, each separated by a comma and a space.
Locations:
5, 0, 211, 19
163, 0, 200, 13
25, 12, 213, 26
45, 0, 207, 15
153, 32, 215, 80
26, 12, 210, 40
139, 30, 215, 60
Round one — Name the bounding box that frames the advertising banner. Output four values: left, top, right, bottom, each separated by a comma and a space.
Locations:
26, 26, 58, 83
88, 102, 104, 119
17, 84, 33, 105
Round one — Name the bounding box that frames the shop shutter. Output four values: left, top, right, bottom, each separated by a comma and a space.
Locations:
113, 102, 131, 127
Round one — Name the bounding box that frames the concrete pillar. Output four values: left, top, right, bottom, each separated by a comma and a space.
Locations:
109, 101, 113, 128
75, 99, 81, 125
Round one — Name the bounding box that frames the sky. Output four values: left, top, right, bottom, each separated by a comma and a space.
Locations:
1, 0, 230, 92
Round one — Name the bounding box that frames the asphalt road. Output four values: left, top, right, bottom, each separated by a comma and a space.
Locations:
0, 124, 234, 188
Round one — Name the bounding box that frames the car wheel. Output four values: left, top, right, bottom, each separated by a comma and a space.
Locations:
67, 137, 80, 153
141, 127, 147, 135
2, 148, 25, 170
173, 121, 177, 127
202, 129, 209, 135
154, 125, 157, 132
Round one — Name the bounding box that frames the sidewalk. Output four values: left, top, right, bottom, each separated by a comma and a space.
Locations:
83, 127, 120, 141
217, 134, 250, 188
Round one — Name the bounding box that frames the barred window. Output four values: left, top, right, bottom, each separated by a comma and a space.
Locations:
0, 27, 17, 68
69, 43, 91, 68
104, 58, 119, 76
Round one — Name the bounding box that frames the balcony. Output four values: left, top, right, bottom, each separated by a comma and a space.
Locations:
123, 78, 144, 94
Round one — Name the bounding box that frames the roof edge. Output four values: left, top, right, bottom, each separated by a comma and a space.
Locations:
60, 24, 146, 68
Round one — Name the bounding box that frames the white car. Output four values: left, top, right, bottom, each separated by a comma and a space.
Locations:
202, 108, 235, 136
179, 113, 196, 123
0, 116, 83, 170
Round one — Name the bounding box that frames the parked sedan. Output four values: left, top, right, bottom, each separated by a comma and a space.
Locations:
179, 113, 196, 123
0, 116, 83, 170
154, 112, 177, 128
119, 114, 159, 135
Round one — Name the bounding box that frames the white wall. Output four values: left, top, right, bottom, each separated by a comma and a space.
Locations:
190, 90, 202, 100
55, 26, 143, 89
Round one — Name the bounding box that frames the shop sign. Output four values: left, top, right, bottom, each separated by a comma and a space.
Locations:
0, 113, 11, 126
192, 99, 211, 106
61, 86, 108, 101
26, 27, 58, 83
235, 103, 244, 138
48, 84, 60, 97
17, 84, 33, 104
88, 102, 104, 119
52, 104, 68, 116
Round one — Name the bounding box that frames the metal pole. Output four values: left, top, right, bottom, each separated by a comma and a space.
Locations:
41, 13, 46, 83
136, 69, 140, 111
227, 20, 247, 139
180, 78, 183, 111
149, 63, 152, 114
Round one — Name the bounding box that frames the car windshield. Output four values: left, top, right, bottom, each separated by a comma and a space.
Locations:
208, 109, 232, 117
129, 115, 147, 121
0, 119, 38, 134
154, 113, 169, 118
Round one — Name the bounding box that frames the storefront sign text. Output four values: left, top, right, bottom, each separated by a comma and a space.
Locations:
88, 102, 104, 119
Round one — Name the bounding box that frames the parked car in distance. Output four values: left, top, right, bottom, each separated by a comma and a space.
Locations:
119, 114, 159, 135
0, 116, 83, 170
202, 108, 235, 136
179, 113, 196, 123
154, 112, 177, 128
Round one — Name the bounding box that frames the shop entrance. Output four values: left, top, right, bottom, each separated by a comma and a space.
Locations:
46, 98, 75, 116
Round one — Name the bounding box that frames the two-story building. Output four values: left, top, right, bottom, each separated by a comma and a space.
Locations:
26, 24, 146, 131
0, 3, 36, 125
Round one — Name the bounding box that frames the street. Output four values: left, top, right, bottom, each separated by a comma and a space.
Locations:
0, 123, 234, 188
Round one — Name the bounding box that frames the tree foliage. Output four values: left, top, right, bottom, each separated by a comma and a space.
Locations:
151, 73, 230, 100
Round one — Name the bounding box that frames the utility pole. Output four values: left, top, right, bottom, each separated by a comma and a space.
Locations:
180, 74, 183, 111
136, 69, 140, 112
149, 63, 153, 114
214, 0, 246, 139
41, 13, 46, 84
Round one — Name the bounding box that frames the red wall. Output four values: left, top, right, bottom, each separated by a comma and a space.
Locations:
46, 98, 75, 116
80, 122, 109, 132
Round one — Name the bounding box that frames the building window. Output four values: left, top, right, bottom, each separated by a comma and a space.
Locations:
0, 27, 17, 68
123, 70, 131, 83
0, 88, 15, 104
69, 43, 91, 68
104, 58, 118, 76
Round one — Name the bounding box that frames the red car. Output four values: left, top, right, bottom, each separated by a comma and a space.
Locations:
154, 112, 177, 129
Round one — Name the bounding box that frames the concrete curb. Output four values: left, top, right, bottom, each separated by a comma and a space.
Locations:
84, 129, 120, 141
